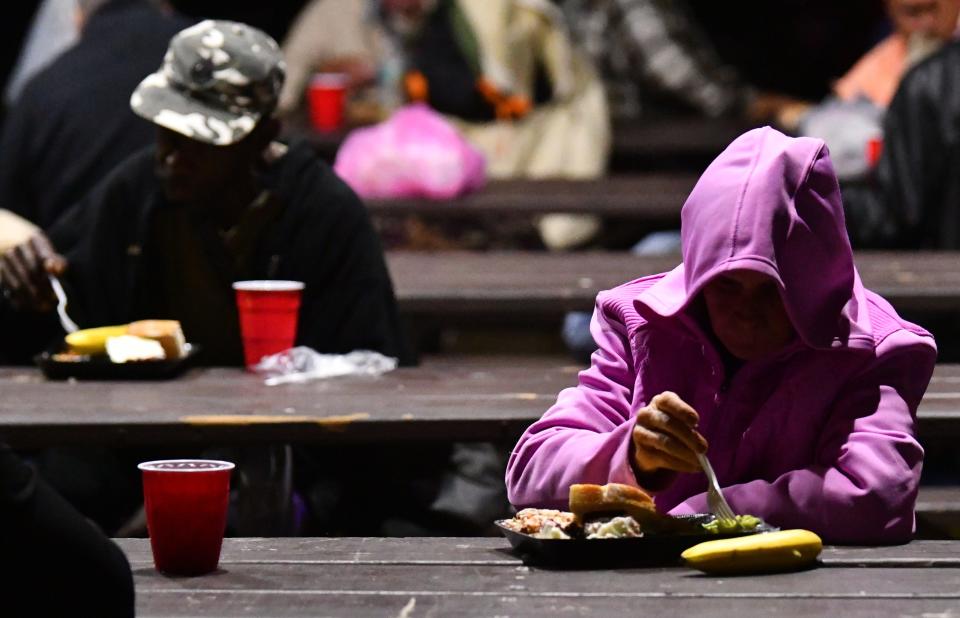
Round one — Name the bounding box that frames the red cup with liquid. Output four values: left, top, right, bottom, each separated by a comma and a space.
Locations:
138, 459, 235, 576
307, 73, 348, 132
232, 280, 304, 369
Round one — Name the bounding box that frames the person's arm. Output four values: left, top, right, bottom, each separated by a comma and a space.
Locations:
668, 333, 936, 544
614, 0, 745, 117
0, 444, 134, 617
506, 300, 644, 509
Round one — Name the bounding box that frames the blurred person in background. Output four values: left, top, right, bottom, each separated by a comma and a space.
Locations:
558, 0, 806, 125
0, 20, 411, 536
280, 0, 611, 250
0, 0, 193, 250
4, 0, 77, 106
847, 38, 960, 250
800, 0, 959, 248
834, 0, 960, 108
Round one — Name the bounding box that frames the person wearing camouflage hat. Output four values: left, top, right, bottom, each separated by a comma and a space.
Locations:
1, 17, 410, 367
0, 18, 411, 537
131, 19, 286, 146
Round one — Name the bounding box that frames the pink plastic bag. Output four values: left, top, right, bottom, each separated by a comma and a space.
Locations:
334, 104, 486, 200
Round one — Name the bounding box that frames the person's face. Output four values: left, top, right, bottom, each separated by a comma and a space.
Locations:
702, 270, 796, 361
887, 0, 960, 40
154, 127, 254, 205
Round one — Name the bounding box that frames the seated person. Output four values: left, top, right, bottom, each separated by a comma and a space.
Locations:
858, 38, 960, 249
0, 20, 412, 536
0, 0, 193, 240
1, 443, 134, 617
506, 127, 936, 544
559, 0, 803, 124
281, 0, 609, 250
0, 19, 410, 366
834, 0, 960, 108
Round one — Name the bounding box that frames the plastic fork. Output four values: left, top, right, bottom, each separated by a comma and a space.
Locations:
696, 452, 737, 523
48, 275, 79, 334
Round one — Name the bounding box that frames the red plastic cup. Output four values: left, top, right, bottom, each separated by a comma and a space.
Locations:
307, 73, 348, 132
232, 280, 305, 369
866, 137, 884, 168
138, 459, 235, 576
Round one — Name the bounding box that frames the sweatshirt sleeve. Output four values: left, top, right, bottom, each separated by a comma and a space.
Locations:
668, 332, 936, 544
505, 300, 643, 509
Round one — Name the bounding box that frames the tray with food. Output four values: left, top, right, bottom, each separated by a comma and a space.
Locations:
35, 320, 199, 380
497, 483, 772, 567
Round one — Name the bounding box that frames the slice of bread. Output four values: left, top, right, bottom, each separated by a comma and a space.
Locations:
569, 483, 690, 533
127, 320, 187, 360
569, 483, 655, 519
106, 335, 165, 363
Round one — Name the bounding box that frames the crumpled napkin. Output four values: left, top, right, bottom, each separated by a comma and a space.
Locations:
253, 346, 398, 386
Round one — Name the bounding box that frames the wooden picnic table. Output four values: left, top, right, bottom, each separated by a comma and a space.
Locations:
388, 251, 960, 316
121, 537, 960, 617
1, 357, 958, 448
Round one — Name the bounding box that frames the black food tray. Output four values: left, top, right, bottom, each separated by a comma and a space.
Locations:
496, 515, 773, 568
35, 343, 200, 380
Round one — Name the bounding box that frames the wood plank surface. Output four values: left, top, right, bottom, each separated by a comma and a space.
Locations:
118, 538, 960, 617
388, 251, 960, 315
1, 359, 958, 447
365, 175, 697, 219
118, 538, 960, 568
296, 116, 753, 173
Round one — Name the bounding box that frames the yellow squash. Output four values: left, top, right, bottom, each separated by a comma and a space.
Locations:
681, 529, 822, 574
64, 325, 129, 355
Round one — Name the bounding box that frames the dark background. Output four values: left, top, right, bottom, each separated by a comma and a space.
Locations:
4, 0, 892, 111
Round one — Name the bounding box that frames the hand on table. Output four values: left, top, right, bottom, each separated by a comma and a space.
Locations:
0, 233, 67, 313
631, 391, 708, 475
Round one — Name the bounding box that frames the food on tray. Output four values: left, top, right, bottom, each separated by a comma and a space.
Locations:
63, 320, 187, 362
570, 483, 655, 520
500, 508, 578, 536
570, 483, 698, 534
584, 515, 643, 539
106, 335, 166, 363
502, 483, 718, 540
126, 320, 187, 360
702, 514, 762, 534
536, 520, 572, 539
51, 352, 89, 362
65, 325, 129, 355
681, 529, 822, 574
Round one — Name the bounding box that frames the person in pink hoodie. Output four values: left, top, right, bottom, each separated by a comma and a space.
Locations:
506, 126, 937, 544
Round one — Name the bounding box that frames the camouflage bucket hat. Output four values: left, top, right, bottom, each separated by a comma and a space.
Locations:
131, 20, 285, 146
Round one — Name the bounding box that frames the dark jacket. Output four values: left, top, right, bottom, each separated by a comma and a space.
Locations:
1, 141, 412, 366
844, 40, 960, 248
0, 0, 192, 229
0, 444, 134, 617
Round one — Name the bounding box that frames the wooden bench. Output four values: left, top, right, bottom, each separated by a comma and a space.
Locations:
120, 537, 960, 617
917, 486, 960, 540
292, 115, 754, 173
365, 174, 697, 220
1, 357, 958, 448
387, 251, 960, 317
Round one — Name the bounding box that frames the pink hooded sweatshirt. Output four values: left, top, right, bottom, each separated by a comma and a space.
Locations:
506, 127, 937, 544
